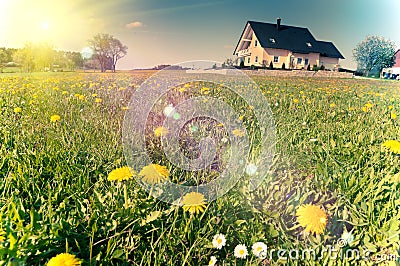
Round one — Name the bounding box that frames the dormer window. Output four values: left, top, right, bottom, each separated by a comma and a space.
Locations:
269, 38, 276, 43
306, 42, 312, 47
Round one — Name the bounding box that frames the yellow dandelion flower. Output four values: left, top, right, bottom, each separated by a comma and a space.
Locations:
330, 103, 336, 108
296, 204, 327, 235
95, 98, 102, 103
307, 100, 312, 104
139, 164, 169, 184
382, 140, 400, 154
92, 93, 98, 97
78, 95, 85, 100
14, 107, 22, 113
391, 113, 397, 119
201, 87, 210, 94
107, 166, 135, 182
62, 91, 68, 95
121, 106, 130, 111
232, 128, 245, 137
293, 99, 299, 103
154, 126, 169, 137
0, 228, 5, 242
50, 115, 61, 123
182, 192, 207, 214
365, 103, 373, 108
47, 253, 81, 266
362, 106, 368, 113
389, 105, 394, 110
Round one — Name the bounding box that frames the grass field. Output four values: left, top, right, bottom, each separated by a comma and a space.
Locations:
0, 71, 399, 265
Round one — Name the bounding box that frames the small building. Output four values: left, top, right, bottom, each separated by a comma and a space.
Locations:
233, 18, 344, 70
381, 50, 400, 79
393, 49, 400, 67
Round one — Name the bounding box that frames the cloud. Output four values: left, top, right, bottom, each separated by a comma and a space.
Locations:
125, 21, 143, 28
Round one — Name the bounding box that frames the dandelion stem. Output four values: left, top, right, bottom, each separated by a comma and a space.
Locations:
123, 183, 128, 209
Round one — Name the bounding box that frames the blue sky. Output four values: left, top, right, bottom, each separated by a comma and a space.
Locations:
1, 0, 399, 69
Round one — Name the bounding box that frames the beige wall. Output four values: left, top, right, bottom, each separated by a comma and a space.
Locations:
241, 32, 265, 67
291, 52, 320, 69
264, 48, 290, 68
320, 57, 339, 70
237, 41, 340, 70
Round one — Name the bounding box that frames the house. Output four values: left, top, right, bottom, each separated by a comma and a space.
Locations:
233, 18, 344, 70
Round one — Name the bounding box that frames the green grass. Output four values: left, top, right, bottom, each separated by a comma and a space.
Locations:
0, 72, 399, 265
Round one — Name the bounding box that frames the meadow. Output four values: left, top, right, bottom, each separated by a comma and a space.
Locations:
0, 71, 399, 265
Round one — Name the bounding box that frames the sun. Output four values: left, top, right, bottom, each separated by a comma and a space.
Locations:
41, 22, 49, 30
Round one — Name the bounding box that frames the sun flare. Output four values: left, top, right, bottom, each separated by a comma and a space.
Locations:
41, 22, 49, 30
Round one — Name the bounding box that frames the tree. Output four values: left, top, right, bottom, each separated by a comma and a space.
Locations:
0, 49, 6, 72
353, 35, 396, 76
13, 43, 35, 72
109, 38, 127, 72
88, 33, 127, 72
281, 62, 285, 70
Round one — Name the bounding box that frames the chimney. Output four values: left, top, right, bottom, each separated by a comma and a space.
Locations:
277, 17, 281, 30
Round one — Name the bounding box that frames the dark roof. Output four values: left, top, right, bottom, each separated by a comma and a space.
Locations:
234, 20, 344, 59
315, 41, 345, 59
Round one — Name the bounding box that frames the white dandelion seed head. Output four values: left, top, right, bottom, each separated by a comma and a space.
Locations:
163, 104, 176, 117
245, 163, 258, 176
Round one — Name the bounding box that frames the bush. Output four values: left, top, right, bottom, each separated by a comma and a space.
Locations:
281, 63, 285, 70
307, 64, 311, 71
250, 65, 256, 70
320, 65, 325, 70
269, 61, 273, 70
239, 61, 245, 69
312, 64, 319, 71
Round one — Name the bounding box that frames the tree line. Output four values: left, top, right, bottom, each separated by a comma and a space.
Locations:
0, 33, 127, 73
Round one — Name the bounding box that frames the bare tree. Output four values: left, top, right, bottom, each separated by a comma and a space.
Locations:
89, 33, 128, 72
109, 38, 127, 72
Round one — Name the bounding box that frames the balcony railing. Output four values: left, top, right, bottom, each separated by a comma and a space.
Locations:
237, 48, 252, 57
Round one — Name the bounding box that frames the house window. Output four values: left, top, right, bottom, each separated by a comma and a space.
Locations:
274, 56, 279, 63
248, 57, 251, 64
305, 58, 309, 65
255, 56, 258, 63
254, 40, 258, 47
297, 58, 302, 64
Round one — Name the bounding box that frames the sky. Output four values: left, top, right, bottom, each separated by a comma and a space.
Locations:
0, 0, 399, 70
